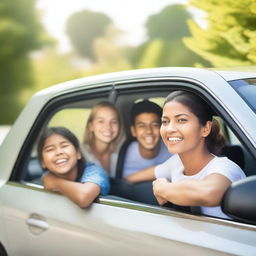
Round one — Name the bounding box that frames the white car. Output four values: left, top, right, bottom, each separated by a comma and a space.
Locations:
0, 67, 255, 256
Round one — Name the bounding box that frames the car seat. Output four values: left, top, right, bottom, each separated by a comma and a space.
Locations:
221, 145, 245, 170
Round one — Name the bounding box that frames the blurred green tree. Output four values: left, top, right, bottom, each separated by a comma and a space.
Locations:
66, 10, 112, 61
92, 25, 131, 72
184, 0, 256, 67
0, 0, 51, 124
146, 4, 190, 41
32, 49, 83, 92
131, 5, 210, 68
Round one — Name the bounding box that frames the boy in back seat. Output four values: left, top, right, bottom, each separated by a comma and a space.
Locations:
123, 100, 171, 178
111, 100, 171, 204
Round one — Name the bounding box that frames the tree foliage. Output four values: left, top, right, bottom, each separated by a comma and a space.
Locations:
131, 5, 210, 68
32, 49, 83, 92
184, 0, 256, 67
0, 0, 49, 59
146, 5, 191, 41
92, 26, 131, 72
66, 10, 112, 60
0, 0, 51, 124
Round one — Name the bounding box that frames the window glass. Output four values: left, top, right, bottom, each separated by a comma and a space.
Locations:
229, 79, 256, 113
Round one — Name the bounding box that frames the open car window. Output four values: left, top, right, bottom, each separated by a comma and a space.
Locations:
14, 80, 255, 224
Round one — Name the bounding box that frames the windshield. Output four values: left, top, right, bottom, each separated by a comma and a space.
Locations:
229, 79, 256, 114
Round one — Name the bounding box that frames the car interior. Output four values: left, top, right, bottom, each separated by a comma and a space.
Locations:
15, 82, 256, 222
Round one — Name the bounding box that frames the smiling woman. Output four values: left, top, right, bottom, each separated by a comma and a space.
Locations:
153, 91, 246, 218
126, 90, 246, 218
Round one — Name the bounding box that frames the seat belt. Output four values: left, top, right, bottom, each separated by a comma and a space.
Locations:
115, 138, 135, 178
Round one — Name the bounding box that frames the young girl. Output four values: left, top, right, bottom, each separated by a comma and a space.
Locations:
82, 101, 123, 178
37, 127, 110, 208
127, 91, 245, 218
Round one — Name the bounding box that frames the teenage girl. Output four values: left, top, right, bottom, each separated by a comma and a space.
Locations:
82, 101, 123, 177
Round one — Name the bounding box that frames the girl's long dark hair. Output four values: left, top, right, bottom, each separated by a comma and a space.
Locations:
164, 91, 226, 155
37, 126, 86, 179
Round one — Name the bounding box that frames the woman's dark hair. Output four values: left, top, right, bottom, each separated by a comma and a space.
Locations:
37, 126, 86, 178
164, 91, 226, 155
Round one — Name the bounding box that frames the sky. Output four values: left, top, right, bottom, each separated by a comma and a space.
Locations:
37, 0, 192, 52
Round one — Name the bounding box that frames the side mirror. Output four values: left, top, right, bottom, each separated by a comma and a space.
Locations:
221, 176, 256, 225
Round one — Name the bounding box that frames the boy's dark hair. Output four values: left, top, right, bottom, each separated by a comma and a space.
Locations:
130, 100, 162, 125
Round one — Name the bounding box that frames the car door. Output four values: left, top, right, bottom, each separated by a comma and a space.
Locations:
1, 181, 256, 256
0, 85, 123, 255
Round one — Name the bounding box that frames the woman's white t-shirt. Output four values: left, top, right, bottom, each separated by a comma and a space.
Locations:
154, 154, 246, 218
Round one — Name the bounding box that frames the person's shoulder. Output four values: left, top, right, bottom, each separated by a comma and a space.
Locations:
85, 162, 107, 175
128, 140, 139, 149
207, 156, 246, 180
85, 161, 96, 168
168, 154, 180, 162
125, 140, 139, 154
82, 162, 110, 195
211, 156, 240, 168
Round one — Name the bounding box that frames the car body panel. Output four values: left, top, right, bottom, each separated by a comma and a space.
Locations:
1, 183, 255, 256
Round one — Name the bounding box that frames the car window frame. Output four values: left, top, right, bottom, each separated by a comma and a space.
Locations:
9, 77, 256, 228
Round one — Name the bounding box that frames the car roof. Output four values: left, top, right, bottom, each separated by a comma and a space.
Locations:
214, 70, 256, 81
35, 67, 256, 98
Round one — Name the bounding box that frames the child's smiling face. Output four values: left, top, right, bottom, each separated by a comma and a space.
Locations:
41, 134, 81, 178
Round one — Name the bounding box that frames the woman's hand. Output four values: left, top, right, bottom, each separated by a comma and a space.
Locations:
153, 178, 169, 205
153, 174, 232, 207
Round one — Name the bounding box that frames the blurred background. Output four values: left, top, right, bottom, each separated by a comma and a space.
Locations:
0, 0, 256, 136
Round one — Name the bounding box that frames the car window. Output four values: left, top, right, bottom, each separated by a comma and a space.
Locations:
23, 89, 255, 188
14, 81, 255, 224
229, 78, 256, 113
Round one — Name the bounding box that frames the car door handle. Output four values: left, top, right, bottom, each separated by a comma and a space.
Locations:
26, 218, 49, 230
26, 213, 49, 235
